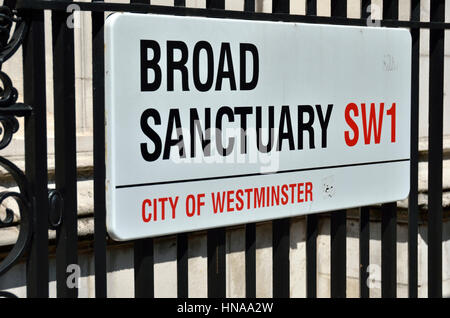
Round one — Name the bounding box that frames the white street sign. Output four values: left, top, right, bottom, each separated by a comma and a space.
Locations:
105, 13, 411, 241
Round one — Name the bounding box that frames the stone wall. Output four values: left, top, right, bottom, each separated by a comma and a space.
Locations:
1, 208, 449, 298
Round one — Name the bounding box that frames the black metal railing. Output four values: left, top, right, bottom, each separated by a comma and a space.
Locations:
0, 1, 33, 298
0, 0, 447, 298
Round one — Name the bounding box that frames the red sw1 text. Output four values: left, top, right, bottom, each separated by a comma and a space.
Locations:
344, 102, 396, 147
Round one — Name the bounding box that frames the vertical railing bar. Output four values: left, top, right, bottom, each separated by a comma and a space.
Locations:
306, 214, 317, 298
23, 8, 50, 298
243, 0, 256, 300
408, 0, 420, 299
428, 0, 444, 299
51, 2, 78, 298
306, 0, 316, 16
359, 207, 370, 298
244, 0, 255, 12
92, 0, 107, 298
130, 0, 155, 299
271, 0, 290, 300
272, 218, 290, 298
381, 202, 397, 298
305, 0, 317, 299
134, 238, 154, 298
359, 0, 371, 300
206, 0, 225, 10
177, 233, 188, 297
172, 0, 189, 299
245, 223, 256, 298
330, 0, 346, 17
381, 0, 398, 299
330, 0, 347, 299
207, 228, 226, 298
330, 211, 346, 298
361, 0, 371, 20
272, 0, 289, 14
205, 0, 226, 299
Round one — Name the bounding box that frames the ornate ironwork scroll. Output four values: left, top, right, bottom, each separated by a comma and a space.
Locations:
0, 2, 32, 298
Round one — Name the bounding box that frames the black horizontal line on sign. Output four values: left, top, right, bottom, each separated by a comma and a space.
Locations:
115, 158, 410, 189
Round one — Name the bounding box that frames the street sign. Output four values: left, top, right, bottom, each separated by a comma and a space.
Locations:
105, 13, 411, 241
